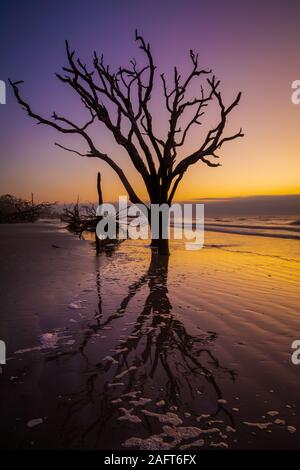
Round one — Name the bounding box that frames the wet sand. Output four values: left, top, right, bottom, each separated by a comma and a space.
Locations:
0, 222, 300, 449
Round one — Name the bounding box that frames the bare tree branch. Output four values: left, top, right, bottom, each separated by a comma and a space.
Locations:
172, 78, 243, 183
10, 33, 243, 229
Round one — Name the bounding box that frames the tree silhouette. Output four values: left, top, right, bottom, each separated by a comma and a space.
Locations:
10, 31, 243, 255
41, 251, 236, 449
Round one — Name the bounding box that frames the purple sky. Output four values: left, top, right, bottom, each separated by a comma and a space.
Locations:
1, 0, 300, 204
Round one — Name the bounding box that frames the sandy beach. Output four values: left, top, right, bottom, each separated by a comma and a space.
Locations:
0, 221, 299, 449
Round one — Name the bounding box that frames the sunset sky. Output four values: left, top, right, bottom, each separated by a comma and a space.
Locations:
0, 0, 300, 203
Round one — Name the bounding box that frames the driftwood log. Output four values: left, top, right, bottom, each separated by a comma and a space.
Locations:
61, 173, 121, 254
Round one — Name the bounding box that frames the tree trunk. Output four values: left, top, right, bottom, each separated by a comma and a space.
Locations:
152, 238, 169, 256
148, 205, 170, 256
95, 172, 103, 254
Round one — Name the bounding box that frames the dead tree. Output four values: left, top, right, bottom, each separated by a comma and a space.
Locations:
0, 193, 55, 223
10, 31, 243, 255
95, 171, 103, 254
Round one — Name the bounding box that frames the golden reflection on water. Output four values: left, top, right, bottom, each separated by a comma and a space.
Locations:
2, 228, 299, 449
42, 232, 300, 448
